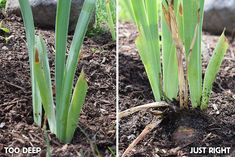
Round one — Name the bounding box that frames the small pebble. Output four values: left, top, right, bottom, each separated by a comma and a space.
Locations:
2, 46, 8, 50
216, 110, 220, 115
0, 122, 5, 128
212, 103, 218, 110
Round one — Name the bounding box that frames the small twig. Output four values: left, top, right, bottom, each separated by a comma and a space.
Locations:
119, 102, 170, 119
121, 118, 162, 157
4, 80, 25, 91
1, 99, 27, 106
202, 132, 212, 143
150, 110, 163, 116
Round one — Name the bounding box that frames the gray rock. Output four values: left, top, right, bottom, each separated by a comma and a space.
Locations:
5, 0, 95, 32
203, 0, 235, 34
2, 46, 8, 50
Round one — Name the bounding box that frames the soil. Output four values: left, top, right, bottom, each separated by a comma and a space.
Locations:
0, 14, 116, 157
119, 22, 235, 157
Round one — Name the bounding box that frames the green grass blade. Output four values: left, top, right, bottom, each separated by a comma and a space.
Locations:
18, 0, 42, 126
0, 21, 10, 33
55, 0, 72, 138
34, 46, 56, 134
201, 32, 229, 109
105, 0, 116, 40
0, 27, 10, 33
182, 0, 202, 107
108, 146, 116, 157
58, 0, 96, 142
65, 70, 88, 143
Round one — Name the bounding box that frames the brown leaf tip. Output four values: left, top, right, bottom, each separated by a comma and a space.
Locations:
35, 48, 39, 63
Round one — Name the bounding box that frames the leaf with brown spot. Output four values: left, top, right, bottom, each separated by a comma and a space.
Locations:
35, 48, 39, 64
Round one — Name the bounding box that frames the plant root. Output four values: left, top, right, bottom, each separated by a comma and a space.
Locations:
119, 102, 169, 119
121, 118, 162, 157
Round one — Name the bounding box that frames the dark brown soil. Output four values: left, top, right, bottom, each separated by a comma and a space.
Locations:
119, 22, 235, 157
0, 14, 116, 157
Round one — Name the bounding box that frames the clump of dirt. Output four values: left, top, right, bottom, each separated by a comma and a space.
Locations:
161, 109, 208, 132
160, 109, 208, 145
119, 22, 235, 157
0, 14, 116, 157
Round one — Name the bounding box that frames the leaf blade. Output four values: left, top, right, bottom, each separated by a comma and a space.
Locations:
58, 0, 96, 142
129, 0, 162, 101
65, 70, 88, 143
201, 32, 229, 109
183, 0, 203, 107
34, 47, 56, 134
18, 0, 42, 126
161, 2, 178, 100
55, 0, 72, 139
